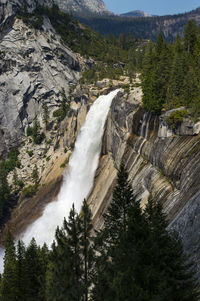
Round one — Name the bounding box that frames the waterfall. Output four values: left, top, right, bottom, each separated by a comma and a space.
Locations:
128, 112, 151, 172
19, 89, 119, 247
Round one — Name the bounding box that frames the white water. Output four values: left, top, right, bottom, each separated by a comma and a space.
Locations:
19, 89, 119, 247
128, 112, 151, 172
24, 90, 120, 246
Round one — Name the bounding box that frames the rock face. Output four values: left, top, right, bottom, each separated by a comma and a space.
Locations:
120, 10, 152, 18
0, 16, 79, 156
54, 0, 111, 16
88, 89, 200, 277
0, 0, 53, 31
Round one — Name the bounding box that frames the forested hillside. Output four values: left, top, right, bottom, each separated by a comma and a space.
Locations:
142, 20, 200, 119
78, 7, 200, 42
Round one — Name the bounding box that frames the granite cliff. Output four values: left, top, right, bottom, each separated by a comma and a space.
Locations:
88, 87, 200, 277
0, 1, 79, 157
54, 0, 111, 16
0, 0, 200, 280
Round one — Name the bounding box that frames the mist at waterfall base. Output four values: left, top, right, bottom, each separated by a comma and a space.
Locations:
19, 89, 120, 249
0, 89, 119, 273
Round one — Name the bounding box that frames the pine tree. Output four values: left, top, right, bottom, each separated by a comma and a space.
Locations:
38, 243, 49, 300
184, 20, 198, 55
92, 164, 137, 300
32, 164, 39, 186
32, 115, 40, 144
64, 204, 83, 300
1, 231, 17, 301
43, 103, 49, 130
80, 200, 94, 301
0, 164, 10, 219
24, 238, 42, 301
46, 231, 76, 301
144, 199, 199, 301
46, 205, 83, 301
15, 240, 26, 301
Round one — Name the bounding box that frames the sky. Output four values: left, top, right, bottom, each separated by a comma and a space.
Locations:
103, 0, 200, 15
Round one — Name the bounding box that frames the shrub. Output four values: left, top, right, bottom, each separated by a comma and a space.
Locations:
166, 109, 188, 129
122, 84, 130, 94
60, 157, 69, 168
21, 184, 37, 199
26, 150, 33, 157
53, 109, 63, 118
27, 126, 33, 136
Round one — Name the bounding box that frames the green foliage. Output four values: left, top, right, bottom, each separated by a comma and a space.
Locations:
92, 166, 199, 301
1, 170, 199, 300
32, 117, 45, 144
21, 184, 38, 200
46, 202, 94, 301
1, 234, 49, 301
53, 89, 70, 123
32, 165, 39, 185
60, 157, 69, 168
78, 12, 200, 43
122, 83, 130, 94
1, 148, 20, 174
1, 231, 17, 301
27, 117, 45, 144
18, 5, 143, 83
17, 5, 44, 30
43, 104, 49, 130
12, 169, 23, 193
166, 109, 188, 128
0, 149, 20, 221
142, 21, 200, 116
26, 126, 33, 136
26, 150, 33, 157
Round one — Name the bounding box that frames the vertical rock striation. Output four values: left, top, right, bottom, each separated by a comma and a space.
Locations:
88, 90, 200, 277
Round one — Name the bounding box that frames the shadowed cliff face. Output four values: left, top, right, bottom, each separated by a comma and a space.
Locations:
88, 91, 200, 277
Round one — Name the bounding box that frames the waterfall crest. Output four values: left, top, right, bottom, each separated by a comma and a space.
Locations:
20, 89, 120, 247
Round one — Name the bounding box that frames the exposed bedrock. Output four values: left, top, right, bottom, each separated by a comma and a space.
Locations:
0, 17, 79, 157
88, 92, 200, 276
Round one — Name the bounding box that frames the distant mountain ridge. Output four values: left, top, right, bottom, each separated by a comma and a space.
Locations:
121, 10, 152, 18
78, 6, 200, 42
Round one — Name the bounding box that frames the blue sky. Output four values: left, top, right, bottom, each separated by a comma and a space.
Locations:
103, 0, 200, 15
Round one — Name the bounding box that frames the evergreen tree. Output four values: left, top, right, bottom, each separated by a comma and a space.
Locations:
184, 20, 198, 55
38, 243, 49, 300
43, 103, 49, 130
144, 199, 199, 301
46, 205, 83, 301
24, 238, 42, 301
32, 116, 40, 144
64, 204, 83, 300
32, 164, 39, 186
1, 231, 17, 301
80, 200, 94, 301
12, 168, 19, 193
15, 240, 26, 301
92, 164, 136, 300
0, 164, 10, 219
46, 231, 76, 301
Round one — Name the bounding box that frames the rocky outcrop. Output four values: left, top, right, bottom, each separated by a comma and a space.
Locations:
88, 87, 200, 277
0, 0, 53, 31
0, 16, 79, 157
158, 108, 200, 138
54, 0, 111, 16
